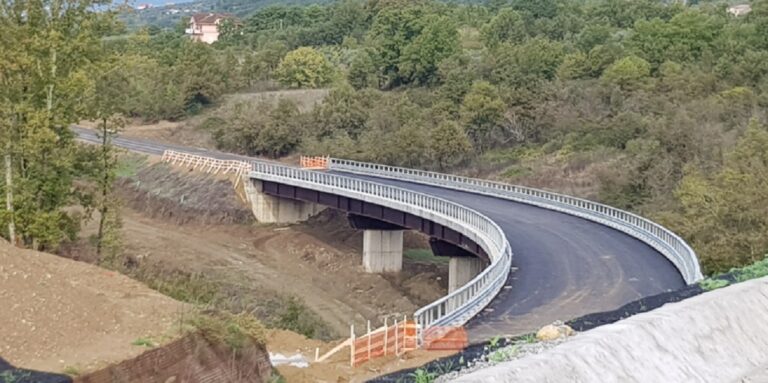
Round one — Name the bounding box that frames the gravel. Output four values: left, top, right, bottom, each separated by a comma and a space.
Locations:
434, 336, 572, 382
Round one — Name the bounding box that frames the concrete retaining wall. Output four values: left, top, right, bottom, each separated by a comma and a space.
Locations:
454, 277, 768, 383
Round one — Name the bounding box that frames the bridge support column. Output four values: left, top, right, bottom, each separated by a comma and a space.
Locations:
449, 257, 485, 293
245, 179, 324, 224
363, 230, 403, 273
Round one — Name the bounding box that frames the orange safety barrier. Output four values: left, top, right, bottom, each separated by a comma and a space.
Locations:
351, 319, 418, 367
423, 326, 468, 351
300, 156, 330, 170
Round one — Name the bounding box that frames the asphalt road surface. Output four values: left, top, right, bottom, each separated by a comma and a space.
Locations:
74, 127, 686, 342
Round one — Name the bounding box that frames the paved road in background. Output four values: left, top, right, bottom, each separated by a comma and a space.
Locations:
74, 127, 685, 342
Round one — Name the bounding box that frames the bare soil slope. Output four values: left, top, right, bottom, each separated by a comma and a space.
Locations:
106, 162, 447, 338
0, 240, 184, 374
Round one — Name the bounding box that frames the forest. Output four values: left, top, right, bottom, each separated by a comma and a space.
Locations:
1, 0, 767, 276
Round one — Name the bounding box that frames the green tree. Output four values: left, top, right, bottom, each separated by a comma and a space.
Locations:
460, 81, 506, 151
366, 3, 431, 87
257, 99, 303, 157
492, 38, 564, 89
85, 58, 129, 260
481, 8, 527, 49
601, 55, 651, 91
430, 121, 473, 169
576, 24, 613, 52
630, 11, 722, 67
275, 47, 334, 88
348, 49, 378, 89
557, 52, 590, 80
311, 86, 369, 139
177, 41, 228, 109
674, 120, 768, 273
0, 0, 115, 249
399, 16, 460, 85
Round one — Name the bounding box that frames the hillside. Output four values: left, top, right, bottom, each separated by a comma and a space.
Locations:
120, 0, 330, 29
0, 240, 184, 374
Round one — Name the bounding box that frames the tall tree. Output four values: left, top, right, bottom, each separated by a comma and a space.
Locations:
0, 0, 113, 249
85, 58, 129, 259
399, 15, 459, 85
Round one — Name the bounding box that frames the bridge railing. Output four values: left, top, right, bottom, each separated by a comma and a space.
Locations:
250, 161, 514, 334
162, 150, 251, 177
328, 158, 703, 285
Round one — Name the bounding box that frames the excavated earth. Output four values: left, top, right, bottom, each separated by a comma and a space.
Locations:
0, 239, 182, 375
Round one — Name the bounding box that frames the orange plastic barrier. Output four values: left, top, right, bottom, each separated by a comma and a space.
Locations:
423, 326, 468, 351
352, 320, 418, 367
300, 156, 329, 170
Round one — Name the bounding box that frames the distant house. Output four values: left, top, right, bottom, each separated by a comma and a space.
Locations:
727, 4, 752, 16
186, 13, 231, 44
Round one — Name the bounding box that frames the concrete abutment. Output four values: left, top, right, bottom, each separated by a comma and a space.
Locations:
245, 179, 325, 224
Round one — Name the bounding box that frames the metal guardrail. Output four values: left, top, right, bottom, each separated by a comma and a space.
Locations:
162, 147, 702, 341
249, 161, 514, 333
328, 158, 703, 285
162, 150, 251, 177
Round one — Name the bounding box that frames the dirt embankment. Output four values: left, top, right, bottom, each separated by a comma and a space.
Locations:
117, 163, 254, 226
0, 239, 183, 374
75, 332, 272, 383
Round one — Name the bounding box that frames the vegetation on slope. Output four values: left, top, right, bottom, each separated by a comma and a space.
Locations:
2, 0, 768, 283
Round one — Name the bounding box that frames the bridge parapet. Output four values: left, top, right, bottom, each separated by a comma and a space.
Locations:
249, 161, 513, 334
328, 158, 703, 285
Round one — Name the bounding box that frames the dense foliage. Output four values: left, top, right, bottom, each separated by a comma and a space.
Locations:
2, 0, 768, 276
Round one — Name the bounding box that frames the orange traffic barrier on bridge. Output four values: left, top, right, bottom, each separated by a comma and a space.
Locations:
300, 156, 330, 170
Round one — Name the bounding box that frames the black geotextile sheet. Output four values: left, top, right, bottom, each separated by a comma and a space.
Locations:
369, 283, 706, 383
0, 358, 72, 383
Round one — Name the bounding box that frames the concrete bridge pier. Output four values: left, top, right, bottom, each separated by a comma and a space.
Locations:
363, 230, 404, 273
246, 179, 325, 224
430, 239, 488, 293
348, 214, 404, 273
448, 257, 486, 293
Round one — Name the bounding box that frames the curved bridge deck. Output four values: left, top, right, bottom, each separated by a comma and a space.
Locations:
337, 174, 684, 341
74, 127, 688, 342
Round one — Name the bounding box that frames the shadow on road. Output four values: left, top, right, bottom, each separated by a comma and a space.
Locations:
0, 357, 72, 383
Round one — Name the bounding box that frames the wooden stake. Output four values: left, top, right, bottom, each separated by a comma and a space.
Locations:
367, 320, 371, 362
383, 317, 389, 356
350, 324, 355, 367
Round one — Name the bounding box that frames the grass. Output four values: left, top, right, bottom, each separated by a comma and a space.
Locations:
699, 256, 768, 291
488, 345, 519, 363
732, 257, 768, 282
138, 269, 219, 305
404, 249, 449, 265
62, 366, 81, 377
488, 335, 502, 350
187, 311, 267, 351
131, 337, 156, 348
409, 368, 438, 383
124, 264, 333, 340
0, 371, 31, 383
699, 278, 730, 291
115, 154, 148, 178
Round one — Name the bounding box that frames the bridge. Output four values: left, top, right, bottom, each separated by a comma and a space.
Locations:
74, 127, 702, 343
